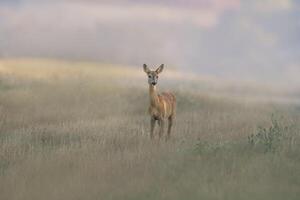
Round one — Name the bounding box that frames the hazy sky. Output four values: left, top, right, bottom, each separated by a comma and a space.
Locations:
0, 0, 299, 86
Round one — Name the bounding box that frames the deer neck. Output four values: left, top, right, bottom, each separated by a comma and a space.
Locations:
149, 85, 160, 107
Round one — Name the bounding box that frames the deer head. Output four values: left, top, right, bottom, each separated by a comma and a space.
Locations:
143, 64, 164, 86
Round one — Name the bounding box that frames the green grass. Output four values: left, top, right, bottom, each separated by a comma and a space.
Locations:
0, 59, 299, 200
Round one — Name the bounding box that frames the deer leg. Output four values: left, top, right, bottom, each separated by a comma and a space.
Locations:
150, 117, 156, 139
166, 116, 173, 141
158, 119, 165, 139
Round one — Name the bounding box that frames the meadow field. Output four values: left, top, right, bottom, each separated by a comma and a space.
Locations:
0, 59, 299, 200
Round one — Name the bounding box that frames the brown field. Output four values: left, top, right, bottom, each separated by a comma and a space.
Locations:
0, 59, 300, 200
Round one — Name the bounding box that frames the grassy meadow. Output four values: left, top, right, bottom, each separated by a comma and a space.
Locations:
0, 59, 300, 200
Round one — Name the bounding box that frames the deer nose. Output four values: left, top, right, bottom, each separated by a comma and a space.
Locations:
152, 82, 157, 85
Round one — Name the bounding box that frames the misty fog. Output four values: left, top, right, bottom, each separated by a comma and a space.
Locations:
0, 0, 299, 87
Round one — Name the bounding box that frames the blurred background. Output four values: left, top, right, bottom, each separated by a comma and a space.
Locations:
0, 0, 299, 88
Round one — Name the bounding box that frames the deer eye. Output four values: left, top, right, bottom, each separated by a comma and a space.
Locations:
148, 75, 151, 78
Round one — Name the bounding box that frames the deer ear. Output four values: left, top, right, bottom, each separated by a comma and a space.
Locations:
155, 64, 164, 74
143, 64, 150, 73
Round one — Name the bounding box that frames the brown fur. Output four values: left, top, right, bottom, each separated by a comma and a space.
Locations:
143, 64, 176, 140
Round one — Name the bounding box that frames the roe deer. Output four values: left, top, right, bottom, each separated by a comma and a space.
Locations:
143, 64, 176, 140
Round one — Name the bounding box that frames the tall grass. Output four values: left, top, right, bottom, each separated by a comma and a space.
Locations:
0, 60, 299, 200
